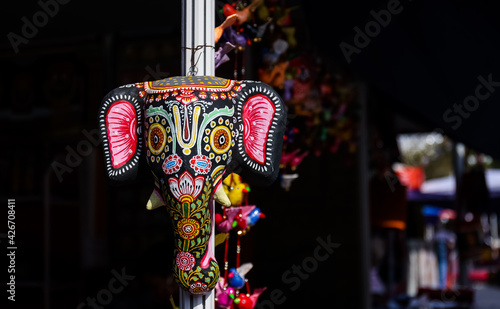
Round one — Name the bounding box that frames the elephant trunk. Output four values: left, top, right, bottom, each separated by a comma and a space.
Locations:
161, 177, 220, 295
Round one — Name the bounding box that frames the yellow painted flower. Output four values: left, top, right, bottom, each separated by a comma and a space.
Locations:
177, 218, 200, 240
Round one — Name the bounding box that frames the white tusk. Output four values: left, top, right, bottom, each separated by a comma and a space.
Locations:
146, 190, 166, 210
214, 186, 231, 207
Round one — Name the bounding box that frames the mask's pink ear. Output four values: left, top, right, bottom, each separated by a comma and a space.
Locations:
99, 85, 144, 182
233, 81, 287, 184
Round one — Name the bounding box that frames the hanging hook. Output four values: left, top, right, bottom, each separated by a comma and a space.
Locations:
182, 44, 215, 76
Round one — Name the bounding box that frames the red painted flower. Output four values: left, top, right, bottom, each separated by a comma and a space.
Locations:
189, 281, 209, 294
176, 251, 195, 271
175, 89, 198, 105
190, 155, 212, 174
163, 154, 182, 174
199, 91, 207, 99
211, 93, 219, 100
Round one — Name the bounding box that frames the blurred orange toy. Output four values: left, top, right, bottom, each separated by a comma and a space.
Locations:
258, 61, 289, 89
215, 14, 237, 43
223, 0, 263, 25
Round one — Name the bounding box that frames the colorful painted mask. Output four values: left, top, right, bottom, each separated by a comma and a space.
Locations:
99, 76, 286, 294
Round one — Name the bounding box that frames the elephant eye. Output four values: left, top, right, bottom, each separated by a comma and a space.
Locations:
148, 123, 166, 155
219, 135, 226, 145
210, 126, 231, 154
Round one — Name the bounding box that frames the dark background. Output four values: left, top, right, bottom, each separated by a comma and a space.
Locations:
2, 0, 500, 308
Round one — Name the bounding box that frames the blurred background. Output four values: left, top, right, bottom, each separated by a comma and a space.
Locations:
2, 0, 500, 308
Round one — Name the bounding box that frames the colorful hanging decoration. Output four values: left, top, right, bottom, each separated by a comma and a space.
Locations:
222, 173, 250, 206
215, 173, 266, 308
215, 0, 359, 182
278, 148, 309, 191
215, 0, 266, 79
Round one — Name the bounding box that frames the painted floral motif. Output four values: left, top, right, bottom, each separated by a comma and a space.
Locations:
163, 154, 182, 174
168, 171, 204, 203
189, 282, 209, 294
176, 251, 195, 271
190, 155, 212, 174
177, 218, 200, 240
211, 93, 219, 100
175, 89, 198, 105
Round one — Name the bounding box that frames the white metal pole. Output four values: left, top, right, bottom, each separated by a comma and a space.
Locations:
181, 1, 216, 308
183, 0, 215, 76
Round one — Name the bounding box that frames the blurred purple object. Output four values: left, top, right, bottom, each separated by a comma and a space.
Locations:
215, 42, 235, 69
216, 206, 256, 233
227, 27, 248, 47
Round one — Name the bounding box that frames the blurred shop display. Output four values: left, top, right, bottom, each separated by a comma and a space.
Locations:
368, 123, 500, 309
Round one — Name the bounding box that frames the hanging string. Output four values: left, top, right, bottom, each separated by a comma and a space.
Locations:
233, 48, 239, 80
236, 228, 241, 268
181, 44, 215, 76
223, 233, 229, 283
240, 49, 246, 78
245, 279, 251, 296
223, 206, 230, 284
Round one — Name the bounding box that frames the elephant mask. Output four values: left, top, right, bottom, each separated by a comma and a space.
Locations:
99, 75, 286, 294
